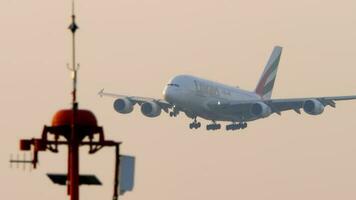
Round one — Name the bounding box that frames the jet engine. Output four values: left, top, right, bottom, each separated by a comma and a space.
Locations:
250, 102, 272, 118
303, 99, 324, 115
113, 98, 134, 114
141, 102, 161, 117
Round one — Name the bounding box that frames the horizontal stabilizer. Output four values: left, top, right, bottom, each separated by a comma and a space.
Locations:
47, 174, 102, 186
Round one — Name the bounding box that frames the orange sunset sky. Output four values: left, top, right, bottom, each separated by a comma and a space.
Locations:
1, 0, 356, 200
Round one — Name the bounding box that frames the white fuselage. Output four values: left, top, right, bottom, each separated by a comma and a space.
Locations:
163, 75, 262, 122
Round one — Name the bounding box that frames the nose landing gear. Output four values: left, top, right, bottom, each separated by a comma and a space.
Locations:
169, 106, 179, 117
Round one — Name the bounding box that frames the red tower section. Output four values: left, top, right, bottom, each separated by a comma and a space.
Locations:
18, 105, 122, 200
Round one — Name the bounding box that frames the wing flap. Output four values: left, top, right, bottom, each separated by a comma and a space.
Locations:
216, 95, 356, 115
266, 95, 356, 113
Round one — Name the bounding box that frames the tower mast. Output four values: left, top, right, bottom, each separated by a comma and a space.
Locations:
68, 0, 79, 105
68, 1, 80, 200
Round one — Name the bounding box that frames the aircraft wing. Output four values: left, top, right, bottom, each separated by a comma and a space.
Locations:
264, 95, 356, 114
98, 89, 172, 111
210, 95, 356, 115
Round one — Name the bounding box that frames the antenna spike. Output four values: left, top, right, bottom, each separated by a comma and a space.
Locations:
68, 0, 79, 105
72, 0, 75, 16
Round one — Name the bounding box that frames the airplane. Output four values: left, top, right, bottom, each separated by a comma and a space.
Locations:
99, 46, 356, 131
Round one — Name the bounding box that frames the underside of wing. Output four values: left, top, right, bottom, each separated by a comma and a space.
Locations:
265, 95, 356, 115
98, 89, 173, 117
213, 95, 356, 119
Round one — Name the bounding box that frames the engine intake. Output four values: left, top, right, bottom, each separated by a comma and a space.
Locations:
113, 98, 134, 114
251, 102, 272, 118
303, 99, 324, 115
141, 102, 161, 118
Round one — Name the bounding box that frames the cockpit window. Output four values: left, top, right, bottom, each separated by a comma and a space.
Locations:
167, 83, 180, 87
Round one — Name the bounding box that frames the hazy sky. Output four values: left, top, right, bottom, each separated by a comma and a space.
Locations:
1, 0, 356, 200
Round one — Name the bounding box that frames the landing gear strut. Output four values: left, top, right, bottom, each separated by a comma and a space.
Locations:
189, 117, 201, 129
226, 122, 247, 131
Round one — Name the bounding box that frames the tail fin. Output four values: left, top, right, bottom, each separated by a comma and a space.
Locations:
255, 46, 282, 99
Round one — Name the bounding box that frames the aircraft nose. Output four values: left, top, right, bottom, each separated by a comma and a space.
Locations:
163, 86, 173, 102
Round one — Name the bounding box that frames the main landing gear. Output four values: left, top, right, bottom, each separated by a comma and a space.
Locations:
226, 122, 247, 131
188, 119, 248, 131
206, 122, 221, 130
189, 118, 201, 129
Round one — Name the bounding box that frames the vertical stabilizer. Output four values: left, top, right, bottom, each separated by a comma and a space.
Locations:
255, 46, 282, 99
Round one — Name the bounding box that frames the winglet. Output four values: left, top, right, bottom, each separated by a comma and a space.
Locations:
98, 88, 104, 97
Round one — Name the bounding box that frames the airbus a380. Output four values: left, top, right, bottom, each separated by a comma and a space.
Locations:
99, 46, 356, 131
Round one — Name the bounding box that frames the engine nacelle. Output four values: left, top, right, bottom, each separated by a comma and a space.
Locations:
303, 99, 324, 115
250, 102, 272, 118
113, 98, 134, 114
141, 102, 161, 118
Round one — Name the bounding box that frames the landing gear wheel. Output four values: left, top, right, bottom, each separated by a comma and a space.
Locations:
241, 122, 247, 129
170, 112, 178, 117
196, 122, 201, 128
226, 125, 231, 131
225, 121, 249, 131
206, 123, 221, 131
226, 123, 240, 131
